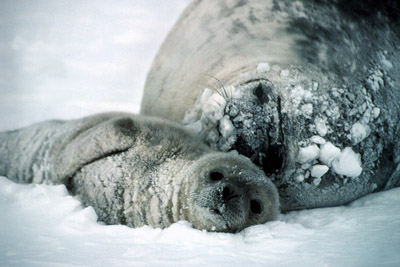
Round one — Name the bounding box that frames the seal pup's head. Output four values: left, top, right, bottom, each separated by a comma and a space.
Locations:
184, 152, 279, 232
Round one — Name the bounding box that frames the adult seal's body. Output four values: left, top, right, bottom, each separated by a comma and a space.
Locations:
141, 0, 400, 211
0, 112, 279, 232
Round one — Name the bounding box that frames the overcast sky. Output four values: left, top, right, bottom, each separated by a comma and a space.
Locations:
0, 0, 192, 130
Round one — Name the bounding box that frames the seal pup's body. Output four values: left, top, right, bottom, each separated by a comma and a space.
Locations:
0, 112, 279, 232
141, 0, 400, 211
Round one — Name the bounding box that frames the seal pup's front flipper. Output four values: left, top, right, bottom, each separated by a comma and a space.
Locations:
0, 113, 138, 185
54, 115, 138, 184
0, 121, 64, 183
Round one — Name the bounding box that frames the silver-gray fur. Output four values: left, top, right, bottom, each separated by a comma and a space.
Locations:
0, 112, 279, 232
141, 0, 400, 211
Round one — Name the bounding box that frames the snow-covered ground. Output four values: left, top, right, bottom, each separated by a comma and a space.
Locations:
1, 176, 399, 266
1, 1, 400, 266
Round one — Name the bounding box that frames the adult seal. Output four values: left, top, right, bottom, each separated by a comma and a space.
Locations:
141, 0, 400, 211
0, 112, 279, 232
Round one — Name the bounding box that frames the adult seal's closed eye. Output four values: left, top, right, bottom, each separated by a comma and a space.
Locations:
0, 112, 279, 232
140, 0, 400, 211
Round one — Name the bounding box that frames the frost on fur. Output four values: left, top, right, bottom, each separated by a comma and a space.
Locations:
182, 55, 391, 205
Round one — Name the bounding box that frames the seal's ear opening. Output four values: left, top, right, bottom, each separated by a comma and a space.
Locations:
55, 117, 138, 183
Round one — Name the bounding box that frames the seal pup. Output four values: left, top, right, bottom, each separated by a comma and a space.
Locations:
141, 0, 400, 211
0, 112, 279, 232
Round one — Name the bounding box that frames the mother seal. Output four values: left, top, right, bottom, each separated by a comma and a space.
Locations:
0, 112, 279, 232
141, 0, 400, 211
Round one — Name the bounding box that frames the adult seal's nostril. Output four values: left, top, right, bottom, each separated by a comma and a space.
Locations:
253, 81, 273, 104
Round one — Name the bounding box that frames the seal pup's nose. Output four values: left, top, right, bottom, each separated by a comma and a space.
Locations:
221, 185, 239, 203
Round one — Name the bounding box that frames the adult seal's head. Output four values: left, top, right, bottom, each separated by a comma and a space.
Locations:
141, 0, 400, 211
183, 153, 279, 232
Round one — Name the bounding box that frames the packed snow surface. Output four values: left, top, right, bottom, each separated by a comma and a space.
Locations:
1, 176, 400, 267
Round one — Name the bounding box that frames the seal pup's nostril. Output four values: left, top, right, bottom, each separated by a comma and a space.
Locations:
222, 186, 231, 201
250, 199, 262, 214
209, 171, 224, 181
220, 185, 239, 203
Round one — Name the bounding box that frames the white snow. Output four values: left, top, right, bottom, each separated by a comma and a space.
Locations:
319, 142, 341, 167
382, 58, 393, 69
184, 120, 202, 134
219, 115, 235, 138
366, 70, 385, 91
297, 145, 320, 164
372, 107, 381, 119
315, 117, 328, 137
380, 52, 393, 69
280, 69, 289, 77
294, 174, 305, 183
1, 176, 400, 266
300, 103, 313, 117
350, 122, 371, 145
310, 135, 326, 145
256, 62, 270, 73
225, 85, 243, 99
311, 164, 329, 178
290, 85, 313, 107
272, 65, 281, 72
332, 147, 363, 178
0, 1, 399, 266
200, 89, 227, 124
183, 84, 243, 151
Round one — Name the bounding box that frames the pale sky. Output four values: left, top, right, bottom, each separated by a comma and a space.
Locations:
0, 0, 192, 130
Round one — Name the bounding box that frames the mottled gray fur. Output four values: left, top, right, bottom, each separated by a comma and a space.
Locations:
0, 112, 279, 232
141, 0, 400, 211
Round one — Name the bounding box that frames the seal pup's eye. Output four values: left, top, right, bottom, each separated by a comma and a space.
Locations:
250, 200, 262, 214
209, 171, 224, 181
